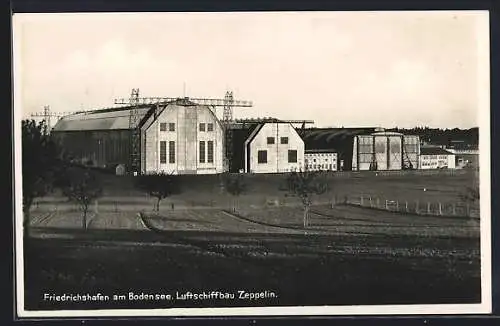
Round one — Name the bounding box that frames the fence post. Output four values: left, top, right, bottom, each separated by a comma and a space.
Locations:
427, 202, 431, 215
452, 203, 456, 216
360, 195, 364, 206
396, 200, 399, 212
438, 202, 442, 216
415, 200, 419, 214
405, 201, 408, 213
385, 199, 389, 210
369, 196, 373, 208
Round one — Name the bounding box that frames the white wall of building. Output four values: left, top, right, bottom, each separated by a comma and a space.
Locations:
245, 123, 304, 173
305, 152, 337, 171
419, 154, 456, 169
142, 104, 225, 175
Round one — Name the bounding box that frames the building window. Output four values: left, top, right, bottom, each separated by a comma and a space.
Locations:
160, 141, 167, 164
199, 123, 206, 132
258, 150, 267, 164
313, 158, 317, 163
160, 123, 167, 131
207, 123, 214, 132
267, 137, 275, 145
329, 164, 332, 170
280, 137, 288, 144
169, 141, 175, 163
288, 150, 298, 163
199, 141, 206, 163
207, 141, 214, 163
168, 123, 175, 132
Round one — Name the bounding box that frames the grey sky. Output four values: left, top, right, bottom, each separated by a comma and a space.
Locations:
13, 11, 489, 128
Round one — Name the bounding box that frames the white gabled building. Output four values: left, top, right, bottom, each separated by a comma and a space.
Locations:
140, 100, 225, 175
243, 122, 304, 173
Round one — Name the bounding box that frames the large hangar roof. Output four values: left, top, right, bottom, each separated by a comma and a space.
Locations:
53, 106, 153, 132
301, 127, 377, 150
52, 99, 202, 132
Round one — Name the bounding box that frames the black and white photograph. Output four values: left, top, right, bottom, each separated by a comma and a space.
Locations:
13, 11, 491, 317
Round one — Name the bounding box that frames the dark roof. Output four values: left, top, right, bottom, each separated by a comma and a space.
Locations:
301, 128, 377, 151
421, 147, 453, 155
305, 149, 337, 154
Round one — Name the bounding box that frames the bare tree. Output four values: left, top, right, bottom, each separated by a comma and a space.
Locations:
61, 168, 103, 229
135, 172, 182, 212
222, 172, 248, 212
283, 168, 328, 228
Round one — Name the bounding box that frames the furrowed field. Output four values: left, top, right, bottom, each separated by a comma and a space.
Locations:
23, 169, 482, 310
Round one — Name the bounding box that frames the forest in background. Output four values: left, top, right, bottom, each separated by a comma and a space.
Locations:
386, 127, 479, 146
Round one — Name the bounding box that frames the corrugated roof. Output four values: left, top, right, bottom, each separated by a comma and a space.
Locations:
52, 99, 200, 132
420, 147, 453, 155
53, 107, 152, 131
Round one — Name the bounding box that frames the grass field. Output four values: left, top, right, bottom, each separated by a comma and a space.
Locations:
23, 169, 482, 311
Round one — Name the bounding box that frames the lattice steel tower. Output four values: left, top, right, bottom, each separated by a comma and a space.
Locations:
128, 88, 141, 174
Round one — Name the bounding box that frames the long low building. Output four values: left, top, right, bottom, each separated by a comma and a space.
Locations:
419, 147, 456, 169
304, 149, 338, 171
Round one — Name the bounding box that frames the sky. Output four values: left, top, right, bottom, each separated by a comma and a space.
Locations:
13, 11, 489, 129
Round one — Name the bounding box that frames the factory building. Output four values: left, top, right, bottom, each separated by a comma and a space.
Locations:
304, 150, 337, 171
140, 100, 225, 175
352, 132, 420, 171
301, 128, 378, 171
301, 128, 420, 171
419, 147, 456, 169
52, 99, 226, 175
51, 105, 152, 169
243, 121, 305, 173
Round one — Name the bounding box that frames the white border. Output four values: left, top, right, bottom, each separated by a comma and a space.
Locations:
13, 11, 492, 318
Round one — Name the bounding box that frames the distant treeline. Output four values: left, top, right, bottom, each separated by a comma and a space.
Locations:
386, 127, 479, 146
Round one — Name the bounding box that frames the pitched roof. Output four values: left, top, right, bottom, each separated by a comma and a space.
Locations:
420, 147, 453, 155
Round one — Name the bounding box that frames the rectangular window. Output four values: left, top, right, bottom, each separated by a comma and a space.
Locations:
288, 150, 297, 163
160, 123, 167, 131
169, 141, 175, 163
258, 150, 267, 163
207, 123, 214, 132
160, 141, 167, 164
199, 141, 206, 163
207, 141, 214, 163
199, 123, 206, 132
168, 123, 175, 132
280, 137, 288, 144
267, 137, 275, 145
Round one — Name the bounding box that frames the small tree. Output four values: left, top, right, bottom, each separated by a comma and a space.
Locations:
21, 119, 63, 235
135, 172, 182, 212
283, 168, 328, 228
222, 172, 248, 212
61, 168, 103, 229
